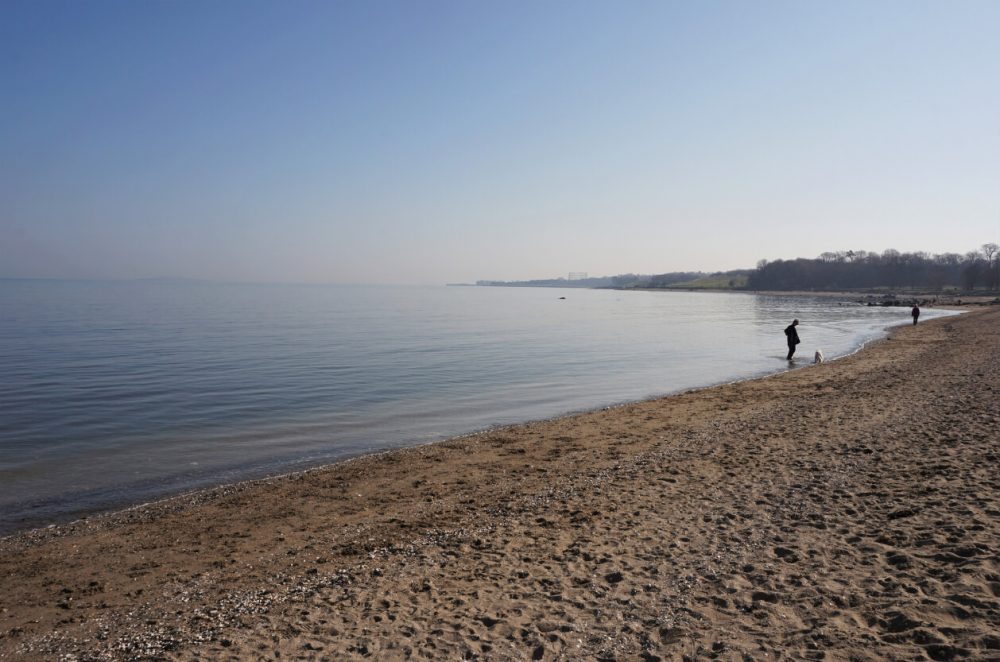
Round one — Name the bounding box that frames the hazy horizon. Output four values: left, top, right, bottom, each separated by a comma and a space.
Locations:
3, 1, 999, 285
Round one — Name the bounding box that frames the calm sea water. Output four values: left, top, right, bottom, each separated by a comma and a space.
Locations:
0, 280, 955, 534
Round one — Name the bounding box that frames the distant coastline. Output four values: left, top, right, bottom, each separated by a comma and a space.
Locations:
470, 244, 1000, 296
465, 280, 998, 308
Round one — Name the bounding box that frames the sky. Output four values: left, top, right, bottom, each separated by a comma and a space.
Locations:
2, 1, 999, 285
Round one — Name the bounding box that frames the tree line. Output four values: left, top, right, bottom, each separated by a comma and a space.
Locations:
747, 244, 1000, 292
477, 244, 1000, 293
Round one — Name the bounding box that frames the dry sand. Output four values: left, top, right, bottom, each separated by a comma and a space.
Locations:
2, 307, 999, 661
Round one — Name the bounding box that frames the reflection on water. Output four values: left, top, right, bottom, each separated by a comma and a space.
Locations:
0, 281, 956, 533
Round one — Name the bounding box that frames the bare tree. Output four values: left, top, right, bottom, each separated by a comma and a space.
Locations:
985, 244, 1000, 290
964, 251, 983, 290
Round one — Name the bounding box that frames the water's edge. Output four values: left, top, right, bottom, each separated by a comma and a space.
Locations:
2, 313, 958, 540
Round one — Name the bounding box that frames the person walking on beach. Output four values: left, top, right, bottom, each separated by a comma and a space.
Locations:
785, 319, 800, 360
911, 305, 920, 325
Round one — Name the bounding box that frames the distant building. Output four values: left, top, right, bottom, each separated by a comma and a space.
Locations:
568, 272, 588, 281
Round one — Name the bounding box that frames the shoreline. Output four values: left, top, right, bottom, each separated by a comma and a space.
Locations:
3, 308, 999, 660
1, 305, 956, 540
626, 287, 998, 306
0, 359, 845, 542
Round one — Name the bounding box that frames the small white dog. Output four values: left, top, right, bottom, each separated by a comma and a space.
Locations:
814, 349, 825, 364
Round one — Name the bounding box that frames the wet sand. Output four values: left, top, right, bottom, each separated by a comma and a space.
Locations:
2, 307, 999, 661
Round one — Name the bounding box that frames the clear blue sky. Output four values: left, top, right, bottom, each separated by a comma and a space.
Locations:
2, 1, 998, 284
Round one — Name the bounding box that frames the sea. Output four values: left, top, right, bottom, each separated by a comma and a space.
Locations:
0, 280, 957, 535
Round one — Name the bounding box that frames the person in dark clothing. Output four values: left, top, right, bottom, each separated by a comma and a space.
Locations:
785, 319, 800, 360
911, 305, 920, 325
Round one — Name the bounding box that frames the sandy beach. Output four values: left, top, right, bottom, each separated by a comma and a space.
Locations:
2, 306, 998, 661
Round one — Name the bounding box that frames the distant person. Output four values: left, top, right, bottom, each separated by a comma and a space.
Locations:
784, 319, 800, 360
911, 305, 920, 325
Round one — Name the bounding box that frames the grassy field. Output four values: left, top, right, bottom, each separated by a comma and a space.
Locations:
662, 274, 749, 289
